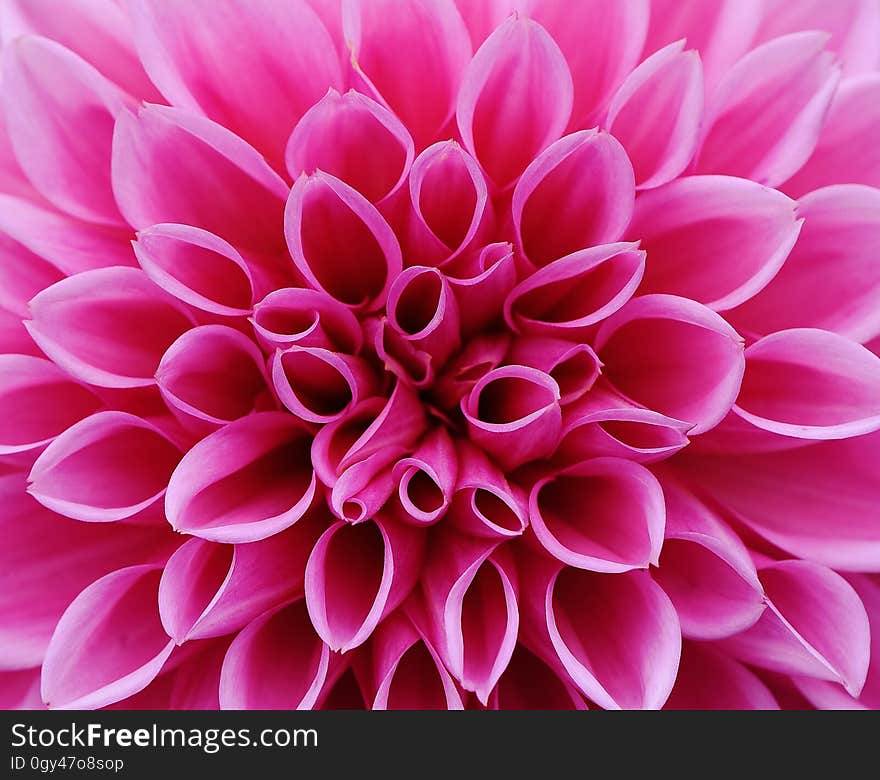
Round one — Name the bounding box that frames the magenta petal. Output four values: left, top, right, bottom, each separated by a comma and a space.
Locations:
2, 35, 130, 226
462, 365, 562, 470
328, 456, 399, 523
488, 643, 586, 710
733, 329, 880, 440
305, 517, 424, 651
721, 560, 870, 696
506, 337, 601, 406
112, 104, 289, 255
447, 243, 516, 339
0, 355, 102, 455
286, 89, 414, 204
594, 294, 745, 434
0, 669, 43, 710
41, 565, 175, 709
219, 599, 330, 710
285, 171, 402, 311
0, 233, 63, 317
505, 243, 645, 339
628, 175, 801, 311
156, 326, 270, 429
694, 32, 841, 188
605, 41, 704, 190
529, 458, 664, 573
128, 0, 342, 167
664, 641, 779, 710
165, 412, 316, 543
344, 0, 472, 148
431, 332, 511, 410
28, 411, 181, 523
457, 15, 573, 188
392, 428, 458, 526
26, 267, 196, 388
251, 287, 363, 354
512, 131, 635, 268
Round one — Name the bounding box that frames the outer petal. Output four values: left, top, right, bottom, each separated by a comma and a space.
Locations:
628, 175, 801, 311
165, 412, 316, 543
456, 15, 573, 188
694, 32, 841, 188
127, 0, 342, 167
594, 294, 746, 434
25, 267, 196, 388
41, 565, 175, 710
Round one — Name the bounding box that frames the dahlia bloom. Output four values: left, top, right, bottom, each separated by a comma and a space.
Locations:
2, 0, 880, 712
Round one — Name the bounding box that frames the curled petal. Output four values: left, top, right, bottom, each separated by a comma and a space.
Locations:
306, 517, 424, 652
251, 287, 363, 354
446, 242, 515, 339
628, 175, 802, 311
272, 346, 379, 425
286, 89, 414, 204
41, 565, 175, 710
605, 41, 704, 189
506, 337, 601, 406
371, 317, 435, 389
26, 267, 196, 388
112, 104, 289, 255
387, 266, 461, 369
505, 243, 645, 338
156, 325, 270, 429
529, 458, 664, 573
721, 560, 870, 697
488, 643, 586, 710
421, 532, 519, 704
446, 441, 527, 539
457, 15, 573, 188
462, 365, 562, 470
694, 32, 841, 188
733, 329, 880, 440
512, 131, 635, 268
328, 455, 399, 523
159, 512, 324, 643
2, 35, 129, 226
28, 411, 181, 523
285, 171, 402, 311
729, 185, 880, 343
128, 0, 342, 167
594, 294, 746, 434
431, 331, 511, 410
219, 599, 330, 710
165, 412, 316, 543
0, 355, 102, 455
664, 641, 779, 710
392, 428, 458, 526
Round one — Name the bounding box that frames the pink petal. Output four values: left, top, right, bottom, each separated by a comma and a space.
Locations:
506, 337, 601, 405
488, 643, 586, 710
512, 131, 635, 268
251, 287, 363, 354
127, 0, 342, 167
421, 532, 519, 704
328, 456, 399, 523
112, 104, 289, 256
462, 364, 562, 470
370, 317, 435, 389
219, 599, 330, 710
664, 641, 779, 710
652, 473, 766, 640
286, 89, 414, 204
457, 15, 573, 189
431, 331, 511, 410
2, 36, 130, 226
159, 512, 324, 643
392, 428, 458, 526
165, 412, 316, 543
26, 267, 196, 388
156, 325, 271, 429
628, 175, 801, 311
729, 185, 880, 343
446, 243, 516, 339
0, 231, 63, 318
41, 565, 175, 709
285, 171, 402, 311
505, 243, 645, 338
529, 458, 664, 573
605, 41, 704, 189
28, 411, 181, 523
594, 294, 745, 434
0, 355, 102, 455
0, 669, 44, 710
305, 516, 424, 651
694, 32, 841, 188
721, 560, 871, 696
0, 307, 40, 357
344, 0, 472, 148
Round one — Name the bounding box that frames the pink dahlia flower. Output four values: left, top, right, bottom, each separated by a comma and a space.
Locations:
1, 0, 880, 711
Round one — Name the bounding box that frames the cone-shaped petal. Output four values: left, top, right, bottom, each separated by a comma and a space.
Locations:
392, 428, 458, 526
